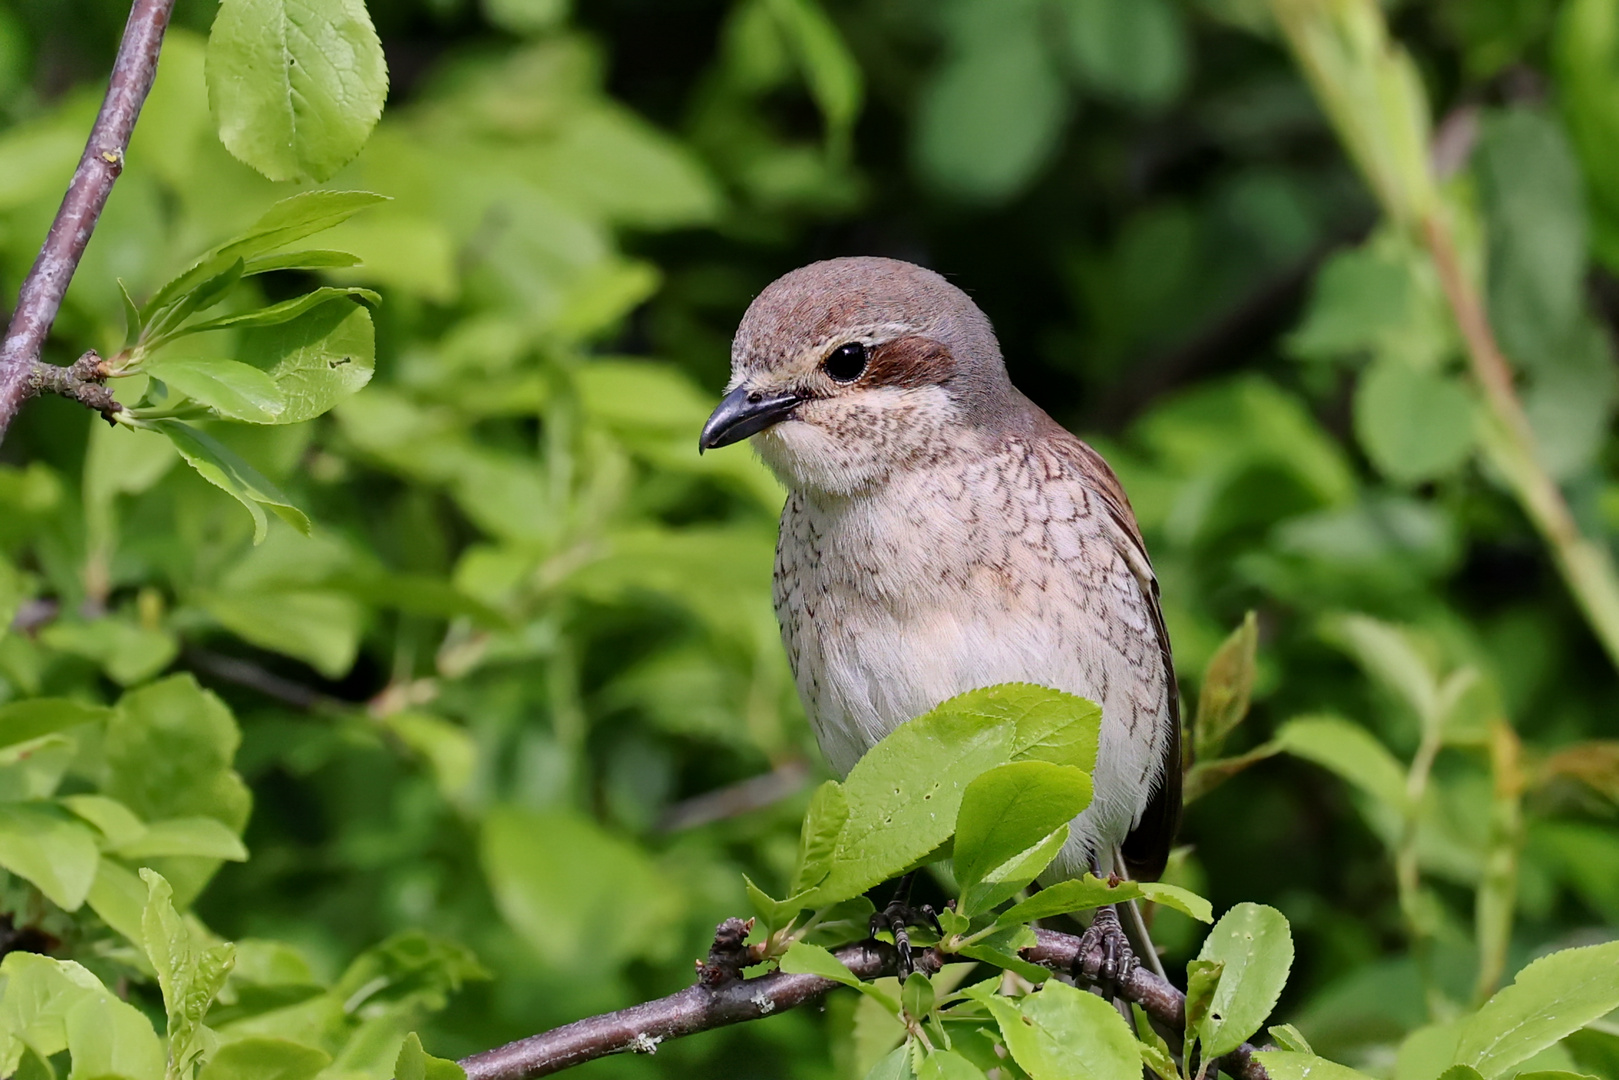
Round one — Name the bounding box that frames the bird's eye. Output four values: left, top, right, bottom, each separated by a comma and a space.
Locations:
822, 342, 868, 383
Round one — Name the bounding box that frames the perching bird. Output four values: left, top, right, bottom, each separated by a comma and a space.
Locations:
698, 256, 1181, 979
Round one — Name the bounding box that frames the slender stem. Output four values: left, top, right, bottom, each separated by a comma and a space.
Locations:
457, 922, 1271, 1080
1422, 214, 1619, 670
0, 0, 174, 446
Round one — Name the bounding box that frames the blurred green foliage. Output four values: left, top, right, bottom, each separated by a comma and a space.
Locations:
0, 0, 1617, 1077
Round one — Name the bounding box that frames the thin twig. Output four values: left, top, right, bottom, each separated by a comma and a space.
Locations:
656, 759, 811, 832
0, 0, 174, 446
457, 922, 1272, 1080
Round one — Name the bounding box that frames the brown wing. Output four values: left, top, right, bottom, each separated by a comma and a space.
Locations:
1044, 427, 1183, 882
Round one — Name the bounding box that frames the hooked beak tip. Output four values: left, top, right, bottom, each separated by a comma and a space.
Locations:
699, 386, 801, 453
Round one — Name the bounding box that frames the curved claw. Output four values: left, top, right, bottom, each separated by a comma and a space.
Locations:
1075, 904, 1138, 997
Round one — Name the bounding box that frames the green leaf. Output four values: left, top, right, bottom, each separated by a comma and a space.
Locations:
794, 705, 1017, 908
953, 761, 1091, 889
1353, 357, 1477, 485
764, 0, 863, 155
1134, 1004, 1179, 1080
957, 923, 1050, 984
1255, 1051, 1379, 1080
143, 358, 287, 423
393, 1033, 464, 1080
141, 869, 237, 1080
200, 589, 362, 678
917, 1050, 986, 1080
865, 1044, 917, 1080
196, 1038, 332, 1080
901, 972, 935, 1020
1454, 941, 1619, 1078
946, 684, 1102, 772
1195, 611, 1259, 760
980, 979, 1140, 1080
0, 953, 164, 1080
1275, 714, 1410, 816
1138, 881, 1214, 923
913, 6, 1068, 202
479, 806, 682, 968
206, 0, 388, 183
743, 875, 799, 932
85, 857, 148, 947
791, 779, 849, 894
0, 699, 110, 750
780, 942, 900, 1013
240, 249, 363, 275
958, 823, 1069, 917
997, 875, 1142, 926
235, 301, 375, 424
0, 803, 100, 909
1475, 108, 1588, 372
150, 419, 310, 544
103, 675, 252, 837
59, 795, 146, 849
1269, 1024, 1315, 1054
174, 286, 380, 337
1056, 0, 1188, 106
144, 192, 387, 316
39, 618, 179, 687
116, 817, 249, 861
1196, 903, 1294, 1057
1556, 0, 1619, 273
1184, 958, 1223, 1062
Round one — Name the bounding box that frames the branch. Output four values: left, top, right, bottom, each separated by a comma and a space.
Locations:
0, 0, 175, 446
458, 920, 1271, 1080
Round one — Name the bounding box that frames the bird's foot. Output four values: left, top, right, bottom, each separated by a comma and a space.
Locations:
870, 898, 941, 979
1074, 903, 1137, 997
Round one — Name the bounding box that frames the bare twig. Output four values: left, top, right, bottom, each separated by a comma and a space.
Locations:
0, 0, 174, 446
457, 921, 1272, 1080
184, 647, 344, 712
656, 759, 811, 832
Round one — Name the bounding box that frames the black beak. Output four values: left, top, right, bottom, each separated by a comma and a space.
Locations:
699, 386, 801, 453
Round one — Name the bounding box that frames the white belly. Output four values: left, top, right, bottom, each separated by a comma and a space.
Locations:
774, 458, 1172, 877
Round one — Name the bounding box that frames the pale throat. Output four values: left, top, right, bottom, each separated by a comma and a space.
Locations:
750, 385, 964, 497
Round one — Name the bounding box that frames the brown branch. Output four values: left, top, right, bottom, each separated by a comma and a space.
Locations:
458, 921, 1272, 1080
0, 0, 174, 446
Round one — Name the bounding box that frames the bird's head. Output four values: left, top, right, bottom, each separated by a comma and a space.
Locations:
699, 256, 1018, 495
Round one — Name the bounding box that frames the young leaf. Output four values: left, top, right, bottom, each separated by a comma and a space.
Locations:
140, 869, 237, 1080
1255, 1051, 1379, 1080
952, 761, 1091, 889
115, 816, 249, 861
1138, 881, 1213, 923
743, 875, 799, 932
207, 0, 389, 183
1196, 903, 1294, 1058
0, 698, 111, 750
142, 358, 287, 423
942, 683, 1102, 773
917, 1050, 986, 1080
957, 923, 1049, 984
793, 708, 1016, 909
1274, 714, 1410, 816
981, 979, 1140, 1080
791, 779, 849, 894
59, 794, 147, 849
1184, 958, 1224, 1063
996, 874, 1142, 926
144, 191, 387, 316
235, 302, 376, 424
172, 286, 381, 338
0, 803, 100, 910
865, 1044, 917, 1080
957, 823, 1069, 917
901, 971, 935, 1020
1453, 940, 1619, 1078
1195, 611, 1259, 760
241, 249, 363, 275
780, 942, 900, 1013
1269, 1024, 1315, 1054
150, 419, 311, 543
196, 1038, 332, 1080
393, 1033, 465, 1080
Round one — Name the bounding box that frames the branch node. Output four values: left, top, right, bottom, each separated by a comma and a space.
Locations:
696, 917, 754, 988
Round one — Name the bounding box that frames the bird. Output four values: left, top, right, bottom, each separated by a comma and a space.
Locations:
698, 256, 1181, 981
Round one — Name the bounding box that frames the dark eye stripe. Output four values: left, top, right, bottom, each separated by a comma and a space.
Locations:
862, 336, 956, 389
